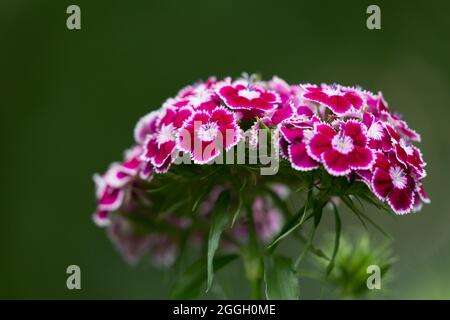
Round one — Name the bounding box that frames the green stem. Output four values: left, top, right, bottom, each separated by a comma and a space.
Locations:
251, 277, 262, 300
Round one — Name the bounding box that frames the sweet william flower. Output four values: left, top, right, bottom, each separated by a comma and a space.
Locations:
142, 107, 192, 172
216, 81, 281, 112
280, 122, 319, 171
178, 106, 240, 164
302, 84, 363, 116
307, 120, 374, 176
371, 152, 417, 214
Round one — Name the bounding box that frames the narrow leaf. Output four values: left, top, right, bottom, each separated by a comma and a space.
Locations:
206, 191, 231, 291
171, 254, 238, 299
326, 204, 341, 275
264, 255, 299, 300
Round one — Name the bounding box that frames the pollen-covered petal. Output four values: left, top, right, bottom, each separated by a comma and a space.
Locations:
348, 146, 374, 170
387, 188, 415, 215
371, 168, 393, 200
321, 149, 351, 176
288, 142, 319, 171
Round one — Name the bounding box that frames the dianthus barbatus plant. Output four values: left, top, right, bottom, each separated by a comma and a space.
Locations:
92, 74, 429, 299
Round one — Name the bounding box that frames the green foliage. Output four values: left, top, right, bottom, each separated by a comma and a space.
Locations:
264, 255, 299, 300
207, 191, 232, 291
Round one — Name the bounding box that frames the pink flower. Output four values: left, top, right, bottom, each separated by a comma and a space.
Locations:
280, 122, 319, 171
307, 120, 374, 176
92, 146, 153, 226
216, 81, 281, 112
362, 112, 393, 152
142, 107, 192, 172
302, 84, 363, 116
92, 174, 124, 226
371, 152, 417, 214
134, 111, 160, 144
178, 106, 240, 164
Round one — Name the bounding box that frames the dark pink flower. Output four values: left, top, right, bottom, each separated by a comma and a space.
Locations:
92, 174, 124, 226
302, 84, 363, 116
371, 152, 417, 214
280, 123, 319, 171
307, 120, 374, 176
142, 107, 192, 171
362, 112, 393, 152
269, 102, 294, 125
134, 111, 160, 144
178, 106, 240, 164
216, 81, 281, 112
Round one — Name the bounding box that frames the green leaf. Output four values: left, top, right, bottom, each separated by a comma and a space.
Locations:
264, 255, 299, 300
267, 188, 312, 250
206, 191, 231, 291
341, 195, 392, 239
326, 204, 341, 275
171, 254, 238, 299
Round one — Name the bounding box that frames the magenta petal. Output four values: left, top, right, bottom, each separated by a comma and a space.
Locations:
211, 107, 235, 126
418, 185, 430, 204
288, 142, 319, 171
322, 149, 351, 176
142, 137, 158, 161
303, 91, 328, 104
307, 132, 332, 161
99, 186, 124, 211
344, 92, 363, 109
192, 140, 220, 164
371, 168, 393, 200
343, 121, 367, 146
387, 188, 414, 215
348, 146, 374, 170
326, 95, 352, 114
93, 210, 110, 227
152, 141, 176, 167
315, 123, 336, 138
271, 103, 293, 125
280, 126, 303, 144
140, 162, 154, 180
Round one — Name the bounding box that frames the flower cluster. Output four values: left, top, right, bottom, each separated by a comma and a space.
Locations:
92, 75, 429, 265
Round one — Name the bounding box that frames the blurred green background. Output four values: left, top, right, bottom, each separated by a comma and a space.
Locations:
1, 0, 449, 299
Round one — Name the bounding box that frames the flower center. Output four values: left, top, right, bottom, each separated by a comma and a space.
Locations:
389, 166, 407, 189
238, 89, 260, 100
331, 134, 354, 154
197, 122, 219, 142
157, 123, 175, 145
